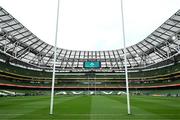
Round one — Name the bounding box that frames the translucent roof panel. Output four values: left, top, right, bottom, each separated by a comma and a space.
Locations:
0, 7, 180, 71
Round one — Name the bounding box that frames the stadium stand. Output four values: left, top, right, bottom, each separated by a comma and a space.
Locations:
0, 6, 179, 94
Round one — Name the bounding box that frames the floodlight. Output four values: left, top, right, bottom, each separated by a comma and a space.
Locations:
8, 35, 13, 39
135, 54, 139, 57
171, 35, 177, 40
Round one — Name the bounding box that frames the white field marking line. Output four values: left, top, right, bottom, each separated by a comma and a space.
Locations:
57, 113, 178, 116
0, 114, 24, 116
0, 113, 177, 116
133, 114, 178, 116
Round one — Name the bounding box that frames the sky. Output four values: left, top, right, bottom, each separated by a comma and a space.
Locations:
0, 0, 180, 51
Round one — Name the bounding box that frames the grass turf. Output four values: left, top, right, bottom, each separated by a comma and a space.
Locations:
0, 95, 180, 120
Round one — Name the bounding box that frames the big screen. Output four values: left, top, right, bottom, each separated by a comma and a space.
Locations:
83, 61, 101, 69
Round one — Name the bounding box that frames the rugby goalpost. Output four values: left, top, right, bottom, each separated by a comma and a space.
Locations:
50, 0, 131, 115
120, 0, 131, 115
49, 0, 60, 115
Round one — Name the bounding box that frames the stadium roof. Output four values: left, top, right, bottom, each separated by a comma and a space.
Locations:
0, 7, 180, 71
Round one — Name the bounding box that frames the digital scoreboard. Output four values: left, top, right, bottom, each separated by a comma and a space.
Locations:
83, 61, 101, 69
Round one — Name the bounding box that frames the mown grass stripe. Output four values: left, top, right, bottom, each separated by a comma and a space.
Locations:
0, 96, 180, 120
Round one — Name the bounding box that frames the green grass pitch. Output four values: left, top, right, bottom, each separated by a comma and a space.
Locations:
0, 95, 180, 120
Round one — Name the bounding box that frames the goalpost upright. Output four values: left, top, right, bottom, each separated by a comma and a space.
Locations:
50, 0, 60, 115
120, 0, 131, 115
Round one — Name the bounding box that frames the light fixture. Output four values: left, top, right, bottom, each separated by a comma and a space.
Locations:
7, 34, 13, 39
135, 54, 139, 57
171, 35, 177, 40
